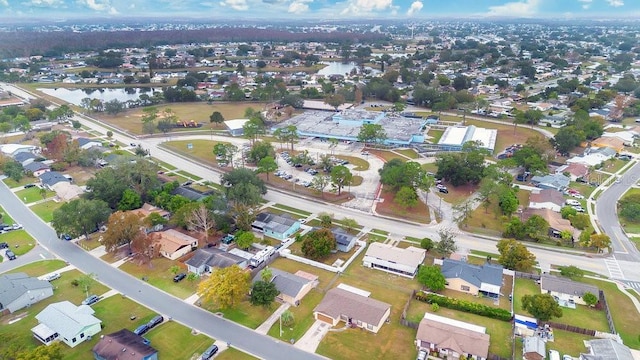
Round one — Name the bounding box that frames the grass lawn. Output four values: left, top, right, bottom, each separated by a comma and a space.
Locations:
569, 181, 596, 198
3, 259, 67, 276
201, 299, 275, 329
0, 269, 109, 358
395, 148, 419, 159
118, 257, 199, 299
272, 203, 312, 216
421, 162, 438, 173
546, 329, 596, 357
15, 186, 55, 204
578, 277, 640, 348
427, 129, 444, 144
144, 321, 213, 359
268, 290, 324, 342
316, 250, 421, 360
29, 200, 63, 223
215, 347, 259, 360
163, 139, 231, 168
601, 159, 628, 173
368, 149, 407, 163
465, 189, 530, 235
513, 278, 540, 314
366, 233, 387, 242
435, 182, 478, 206
76, 233, 106, 251
264, 207, 305, 219
2, 176, 36, 188
376, 189, 431, 224
0, 205, 14, 224
620, 189, 640, 234
176, 170, 203, 181
334, 155, 370, 171
0, 230, 37, 256
406, 299, 512, 358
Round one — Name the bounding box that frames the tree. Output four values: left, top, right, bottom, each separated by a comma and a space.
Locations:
104, 99, 124, 115
250, 280, 279, 307
436, 143, 487, 186
260, 267, 273, 282
395, 186, 419, 208
246, 141, 275, 164
101, 211, 144, 252
76, 273, 97, 297
281, 309, 295, 327
2, 161, 23, 182
559, 265, 584, 279
257, 156, 277, 180
141, 107, 158, 135
198, 265, 250, 309
106, 130, 113, 139
210, 111, 225, 124
417, 265, 446, 291
420, 238, 434, 251
51, 198, 111, 240
15, 342, 63, 360
589, 233, 611, 253
318, 212, 333, 228
498, 189, 519, 217
330, 165, 352, 195
583, 292, 598, 307
72, 120, 82, 131
311, 175, 331, 198
496, 239, 536, 271
221, 168, 267, 206
324, 93, 346, 111
435, 228, 458, 257
342, 218, 359, 233
235, 231, 255, 250
357, 123, 387, 147
117, 188, 142, 211
521, 293, 563, 321
301, 228, 336, 260
185, 203, 216, 243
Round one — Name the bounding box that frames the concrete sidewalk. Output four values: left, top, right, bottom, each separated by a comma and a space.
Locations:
255, 303, 291, 335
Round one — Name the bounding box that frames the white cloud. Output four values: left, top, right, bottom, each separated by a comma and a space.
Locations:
28, 0, 63, 7
0, 0, 7, 6
486, 0, 541, 17
108, 5, 118, 13
288, 0, 311, 14
578, 0, 591, 9
606, 0, 624, 7
219, 0, 248, 10
407, 0, 422, 16
341, 0, 393, 15
80, 0, 110, 11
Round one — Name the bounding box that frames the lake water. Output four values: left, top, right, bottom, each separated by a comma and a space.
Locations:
38, 87, 163, 106
317, 61, 357, 76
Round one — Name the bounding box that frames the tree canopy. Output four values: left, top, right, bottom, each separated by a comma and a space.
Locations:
436, 142, 487, 186
496, 239, 536, 272
521, 293, 563, 321
52, 198, 111, 239
417, 265, 446, 291
198, 265, 250, 309
221, 168, 267, 206
301, 228, 336, 260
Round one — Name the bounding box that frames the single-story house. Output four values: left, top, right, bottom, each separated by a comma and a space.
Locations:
92, 329, 158, 360
332, 228, 356, 252
172, 186, 211, 201
566, 152, 612, 167
13, 151, 38, 166
185, 248, 247, 275
416, 312, 490, 360
531, 174, 570, 192
130, 203, 170, 220
362, 242, 426, 278
580, 338, 634, 360
540, 274, 600, 307
39, 171, 72, 190
50, 181, 84, 201
523, 336, 546, 360
0, 144, 38, 157
440, 259, 503, 298
0, 273, 53, 314
528, 189, 565, 212
590, 137, 624, 153
154, 229, 198, 260
313, 287, 391, 333
555, 163, 590, 182
76, 137, 103, 150
251, 212, 300, 241
23, 161, 50, 177
224, 119, 250, 136
253, 269, 318, 306
33, 301, 102, 348
522, 208, 579, 240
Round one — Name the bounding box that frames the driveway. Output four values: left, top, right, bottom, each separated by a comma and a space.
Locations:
294, 320, 331, 353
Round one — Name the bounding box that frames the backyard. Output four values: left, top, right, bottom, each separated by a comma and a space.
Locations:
285, 240, 360, 267
29, 200, 63, 223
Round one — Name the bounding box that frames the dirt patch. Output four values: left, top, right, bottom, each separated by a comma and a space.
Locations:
375, 188, 430, 224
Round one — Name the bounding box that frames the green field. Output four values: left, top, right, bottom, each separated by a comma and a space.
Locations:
0, 205, 15, 224
14, 187, 55, 204
118, 257, 199, 299
0, 230, 37, 255
29, 200, 63, 223
4, 259, 68, 276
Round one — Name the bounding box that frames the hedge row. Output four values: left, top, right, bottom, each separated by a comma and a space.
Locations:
415, 292, 512, 321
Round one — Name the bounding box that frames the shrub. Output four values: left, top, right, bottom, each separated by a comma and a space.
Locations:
415, 292, 512, 321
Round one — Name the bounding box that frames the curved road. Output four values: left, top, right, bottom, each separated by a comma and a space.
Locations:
0, 183, 324, 360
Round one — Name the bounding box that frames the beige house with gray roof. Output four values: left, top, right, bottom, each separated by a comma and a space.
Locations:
313, 287, 390, 333
540, 274, 600, 306
416, 313, 490, 360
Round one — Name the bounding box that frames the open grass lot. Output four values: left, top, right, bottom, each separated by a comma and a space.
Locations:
94, 102, 267, 134
513, 278, 540, 314
394, 148, 419, 159
119, 257, 199, 299
0, 269, 108, 358
406, 299, 512, 358
64, 165, 100, 186
215, 347, 259, 360
427, 129, 444, 144
0, 230, 37, 256
15, 186, 55, 204
434, 182, 478, 206
579, 277, 640, 349
267, 290, 324, 342
29, 200, 63, 223
334, 155, 370, 171
2, 176, 36, 188
368, 149, 408, 163
316, 250, 421, 360
270, 257, 336, 289
272, 203, 312, 216
620, 188, 640, 234
202, 299, 274, 329
376, 188, 431, 224
5, 259, 68, 276
465, 189, 530, 236
546, 329, 596, 357
144, 321, 213, 359
421, 162, 438, 173
163, 139, 231, 168
464, 119, 541, 155
0, 205, 15, 224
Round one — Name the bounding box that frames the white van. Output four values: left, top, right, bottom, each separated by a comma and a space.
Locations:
549, 350, 561, 360
565, 199, 580, 206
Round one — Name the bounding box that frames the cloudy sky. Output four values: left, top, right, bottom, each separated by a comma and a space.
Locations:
0, 0, 637, 19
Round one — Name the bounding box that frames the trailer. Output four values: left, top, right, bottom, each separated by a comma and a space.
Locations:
249, 246, 275, 267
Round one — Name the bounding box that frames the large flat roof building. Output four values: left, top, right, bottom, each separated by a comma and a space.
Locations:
438, 125, 497, 152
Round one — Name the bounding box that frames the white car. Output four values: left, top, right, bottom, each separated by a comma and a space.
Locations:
571, 193, 585, 199
44, 273, 61, 281
12, 224, 22, 230
572, 206, 585, 213
565, 199, 580, 206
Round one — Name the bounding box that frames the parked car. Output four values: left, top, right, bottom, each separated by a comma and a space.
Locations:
60, 234, 72, 241
572, 206, 585, 213
5, 250, 16, 260
173, 273, 186, 282
571, 193, 585, 199
565, 199, 580, 206
417, 349, 427, 360
201, 344, 219, 360
134, 324, 149, 336
0, 242, 8, 249
147, 315, 164, 329
549, 350, 560, 360
82, 294, 99, 305
12, 224, 22, 230
24, 183, 36, 188
438, 187, 449, 194
44, 273, 61, 281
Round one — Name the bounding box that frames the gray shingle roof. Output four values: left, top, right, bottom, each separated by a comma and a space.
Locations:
185, 248, 245, 269
252, 212, 298, 235
314, 288, 390, 326
441, 259, 503, 288
36, 301, 101, 340
582, 339, 634, 360
331, 228, 355, 247
540, 274, 600, 297
252, 268, 311, 298
24, 161, 49, 173
13, 152, 37, 163
39, 171, 69, 187
0, 273, 52, 308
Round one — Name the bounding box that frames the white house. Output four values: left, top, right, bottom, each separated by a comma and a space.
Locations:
0, 273, 53, 314
32, 301, 102, 348
540, 274, 600, 307
362, 242, 425, 278
528, 189, 565, 212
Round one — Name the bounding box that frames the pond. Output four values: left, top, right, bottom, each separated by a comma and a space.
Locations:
37, 87, 164, 106
316, 61, 357, 76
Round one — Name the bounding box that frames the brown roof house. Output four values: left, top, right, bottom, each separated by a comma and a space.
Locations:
556, 163, 590, 182
528, 189, 565, 212
523, 208, 579, 240
154, 229, 198, 260
540, 274, 600, 308
314, 286, 391, 333
130, 203, 170, 220
416, 312, 490, 360
92, 329, 158, 360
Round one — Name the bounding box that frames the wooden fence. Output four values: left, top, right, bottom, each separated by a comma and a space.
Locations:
546, 321, 596, 336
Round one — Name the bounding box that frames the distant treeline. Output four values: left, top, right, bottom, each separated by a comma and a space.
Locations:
0, 27, 388, 58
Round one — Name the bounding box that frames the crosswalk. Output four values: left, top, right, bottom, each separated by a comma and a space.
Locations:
604, 256, 625, 280
624, 281, 640, 290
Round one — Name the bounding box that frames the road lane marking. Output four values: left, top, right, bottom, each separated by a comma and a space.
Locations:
604, 257, 625, 280
39, 254, 45, 259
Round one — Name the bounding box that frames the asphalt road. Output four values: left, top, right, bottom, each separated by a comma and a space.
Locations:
595, 161, 640, 263
0, 182, 325, 360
